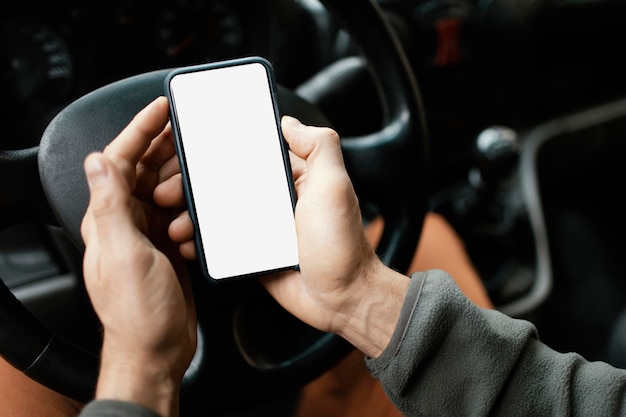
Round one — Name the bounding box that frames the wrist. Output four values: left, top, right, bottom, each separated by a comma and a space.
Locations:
95, 343, 183, 417
334, 261, 410, 358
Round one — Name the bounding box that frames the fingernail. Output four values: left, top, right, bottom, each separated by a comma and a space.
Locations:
85, 154, 108, 186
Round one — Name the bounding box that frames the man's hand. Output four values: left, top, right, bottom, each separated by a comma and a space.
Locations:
260, 117, 409, 358
167, 115, 409, 358
81, 97, 196, 417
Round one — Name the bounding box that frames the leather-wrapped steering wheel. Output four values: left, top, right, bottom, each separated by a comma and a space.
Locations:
0, 0, 427, 413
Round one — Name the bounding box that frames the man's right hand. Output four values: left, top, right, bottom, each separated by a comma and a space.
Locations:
260, 116, 409, 358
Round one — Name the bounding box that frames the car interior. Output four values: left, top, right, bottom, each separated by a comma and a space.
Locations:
2, 0, 626, 415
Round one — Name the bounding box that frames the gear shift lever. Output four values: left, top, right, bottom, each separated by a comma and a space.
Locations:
433, 125, 535, 309
469, 125, 520, 192
463, 125, 521, 228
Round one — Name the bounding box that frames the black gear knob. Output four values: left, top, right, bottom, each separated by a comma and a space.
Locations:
470, 125, 520, 189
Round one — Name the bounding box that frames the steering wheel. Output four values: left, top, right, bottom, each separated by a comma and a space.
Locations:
0, 0, 427, 414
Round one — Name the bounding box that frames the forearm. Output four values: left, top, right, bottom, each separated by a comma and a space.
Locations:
91, 342, 182, 417
366, 270, 626, 416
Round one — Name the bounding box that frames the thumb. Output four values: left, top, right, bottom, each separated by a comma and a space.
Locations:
82, 152, 136, 247
281, 115, 346, 174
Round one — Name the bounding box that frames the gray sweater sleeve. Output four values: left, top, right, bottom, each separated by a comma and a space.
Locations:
365, 269, 626, 416
78, 400, 162, 417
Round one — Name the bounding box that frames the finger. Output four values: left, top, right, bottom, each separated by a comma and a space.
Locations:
169, 210, 194, 242
169, 211, 196, 260
154, 173, 185, 207
140, 122, 175, 172
81, 153, 137, 249
136, 153, 180, 201
158, 155, 182, 183
179, 240, 197, 260
103, 96, 170, 174
260, 269, 300, 299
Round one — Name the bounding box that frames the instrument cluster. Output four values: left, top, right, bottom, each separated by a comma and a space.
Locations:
1, 0, 275, 149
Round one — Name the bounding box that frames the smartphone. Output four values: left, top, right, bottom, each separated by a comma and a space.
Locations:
165, 57, 299, 282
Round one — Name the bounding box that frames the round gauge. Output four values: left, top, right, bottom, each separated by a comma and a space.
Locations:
1, 21, 74, 116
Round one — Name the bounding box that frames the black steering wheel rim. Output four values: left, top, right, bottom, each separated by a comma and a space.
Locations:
0, 0, 428, 411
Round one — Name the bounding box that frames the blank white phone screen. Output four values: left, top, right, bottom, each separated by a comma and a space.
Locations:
169, 61, 298, 280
